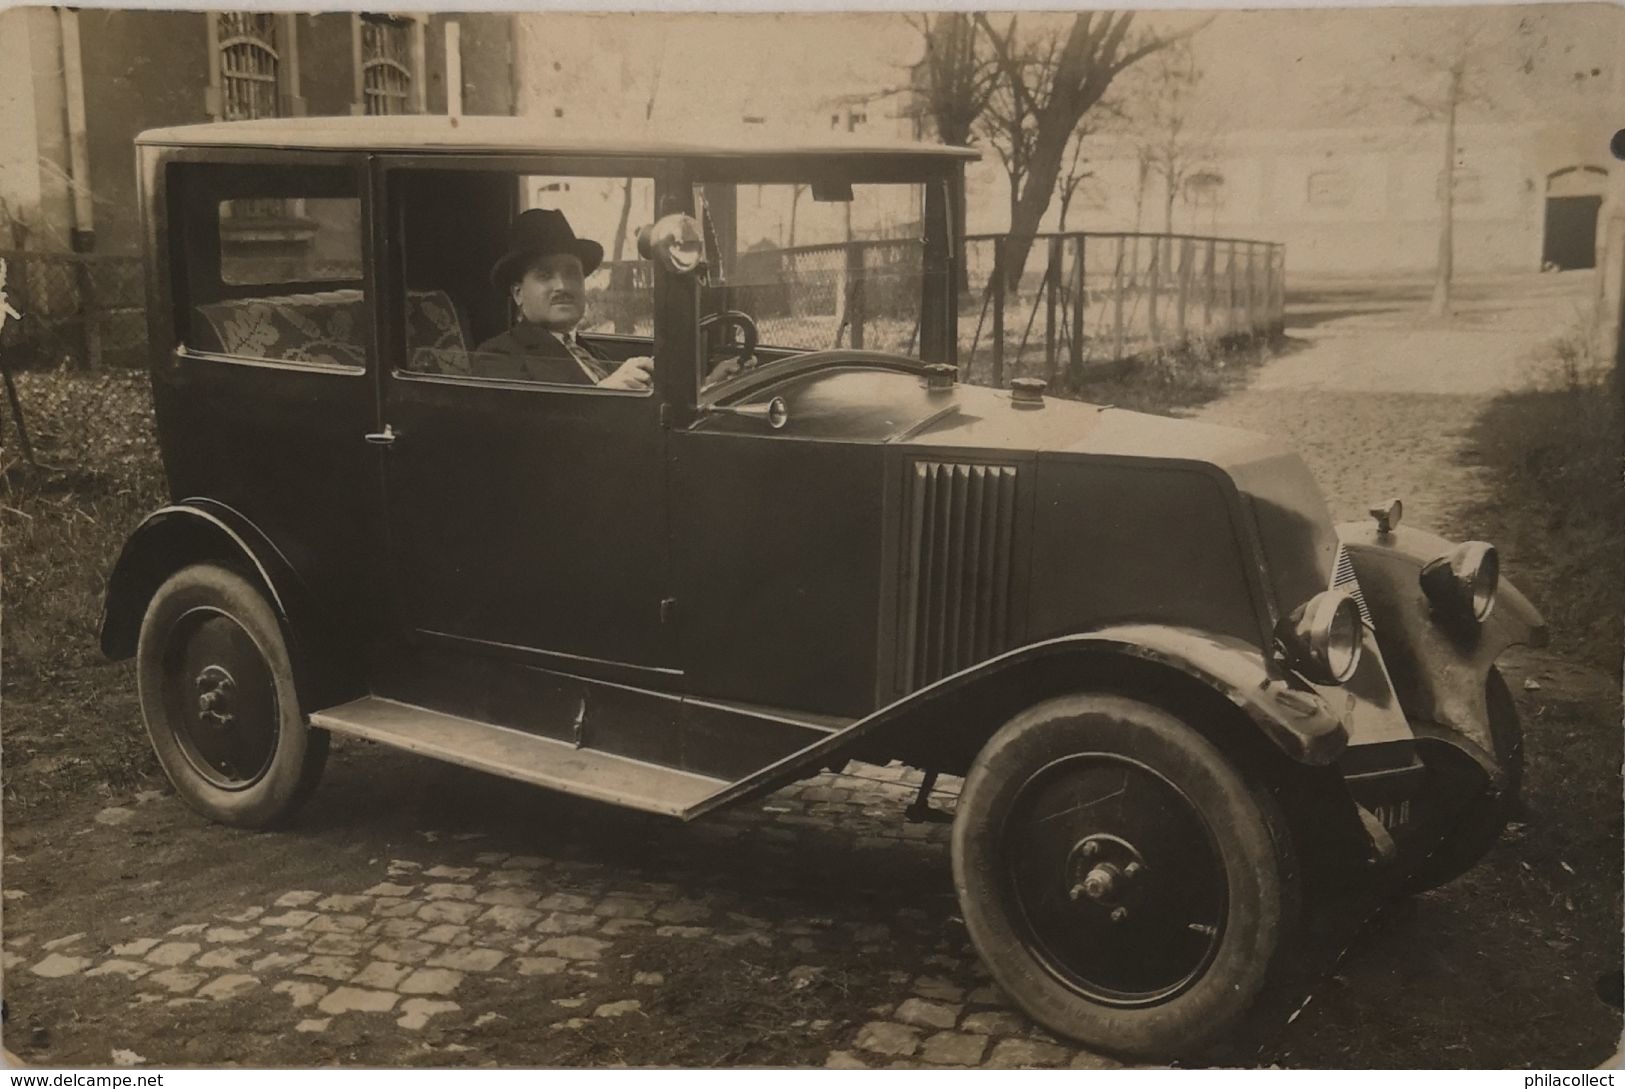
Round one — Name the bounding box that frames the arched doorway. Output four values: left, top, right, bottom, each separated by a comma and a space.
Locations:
1542, 165, 1608, 271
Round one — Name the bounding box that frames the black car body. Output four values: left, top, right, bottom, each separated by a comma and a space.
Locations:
101, 116, 1545, 1060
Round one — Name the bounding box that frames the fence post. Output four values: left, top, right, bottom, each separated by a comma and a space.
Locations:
1176, 238, 1192, 345
1203, 238, 1216, 334
1147, 236, 1161, 345
1113, 236, 1126, 362
1044, 236, 1061, 381
1070, 235, 1085, 375
1244, 243, 1259, 336
1222, 243, 1235, 336
1267, 247, 1280, 334
991, 236, 1005, 388
847, 241, 866, 351
71, 256, 97, 368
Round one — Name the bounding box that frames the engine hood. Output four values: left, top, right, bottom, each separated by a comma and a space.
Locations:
712, 361, 1342, 647
712, 361, 1284, 472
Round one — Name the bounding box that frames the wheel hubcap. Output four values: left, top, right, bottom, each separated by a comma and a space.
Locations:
1001, 753, 1228, 1007
161, 608, 279, 790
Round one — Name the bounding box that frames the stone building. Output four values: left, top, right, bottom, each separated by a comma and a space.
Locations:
0, 8, 518, 258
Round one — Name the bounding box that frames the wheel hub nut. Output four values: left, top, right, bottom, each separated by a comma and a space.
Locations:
195, 667, 237, 727
1081, 863, 1119, 901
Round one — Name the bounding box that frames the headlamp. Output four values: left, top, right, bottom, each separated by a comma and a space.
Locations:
1420, 541, 1498, 623
1276, 590, 1363, 685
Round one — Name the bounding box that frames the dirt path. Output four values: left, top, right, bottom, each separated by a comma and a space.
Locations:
4, 272, 1617, 1069
1196, 269, 1622, 1068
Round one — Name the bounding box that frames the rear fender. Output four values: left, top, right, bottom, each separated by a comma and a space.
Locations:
690, 624, 1348, 818
99, 500, 355, 710
1339, 521, 1546, 758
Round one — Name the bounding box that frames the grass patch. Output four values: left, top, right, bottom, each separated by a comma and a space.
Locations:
1060, 333, 1286, 416
1457, 328, 1624, 672
2, 366, 167, 809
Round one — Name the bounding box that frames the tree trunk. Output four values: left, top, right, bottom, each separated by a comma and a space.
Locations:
1429, 71, 1459, 319
1163, 177, 1176, 236
1004, 117, 1078, 289
609, 180, 636, 333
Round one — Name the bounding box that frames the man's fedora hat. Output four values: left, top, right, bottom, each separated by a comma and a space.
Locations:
490, 208, 604, 288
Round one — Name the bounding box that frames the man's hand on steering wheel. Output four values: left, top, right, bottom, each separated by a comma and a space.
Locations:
699, 309, 760, 390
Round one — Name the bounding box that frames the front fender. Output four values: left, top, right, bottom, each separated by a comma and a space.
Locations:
1339, 521, 1546, 756
690, 624, 1348, 818
100, 500, 355, 710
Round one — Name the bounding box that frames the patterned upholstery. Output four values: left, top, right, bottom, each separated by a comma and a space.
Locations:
191, 288, 471, 372
194, 289, 366, 369
403, 289, 472, 375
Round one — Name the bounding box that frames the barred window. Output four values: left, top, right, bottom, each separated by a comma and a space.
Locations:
362, 14, 413, 116
217, 13, 280, 121
1306, 170, 1351, 207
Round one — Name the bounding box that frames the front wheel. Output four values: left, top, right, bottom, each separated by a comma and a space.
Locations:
136, 564, 328, 828
952, 694, 1299, 1061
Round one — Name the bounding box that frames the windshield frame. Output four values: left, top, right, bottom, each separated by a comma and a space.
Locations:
681, 154, 959, 406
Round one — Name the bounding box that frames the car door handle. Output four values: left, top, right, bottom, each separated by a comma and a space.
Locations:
364, 424, 399, 446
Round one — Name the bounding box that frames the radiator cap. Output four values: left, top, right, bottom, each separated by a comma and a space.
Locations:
924, 363, 957, 392
1010, 377, 1047, 407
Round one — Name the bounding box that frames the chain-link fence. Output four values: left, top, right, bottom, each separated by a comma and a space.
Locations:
0, 249, 147, 370
959, 232, 1286, 389
599, 236, 928, 355
607, 229, 1282, 385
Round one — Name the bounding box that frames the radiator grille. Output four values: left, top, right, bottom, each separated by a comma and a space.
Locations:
898, 461, 1018, 690
1332, 544, 1374, 627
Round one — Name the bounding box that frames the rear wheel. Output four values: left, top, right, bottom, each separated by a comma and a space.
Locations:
952, 694, 1298, 1061
136, 564, 327, 828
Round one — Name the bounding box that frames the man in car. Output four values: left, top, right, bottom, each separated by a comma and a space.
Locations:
475, 208, 654, 390
477, 208, 741, 391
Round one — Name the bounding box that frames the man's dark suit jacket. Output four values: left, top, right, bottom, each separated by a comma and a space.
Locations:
472, 321, 609, 385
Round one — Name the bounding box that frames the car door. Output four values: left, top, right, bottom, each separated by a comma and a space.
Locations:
373, 156, 673, 674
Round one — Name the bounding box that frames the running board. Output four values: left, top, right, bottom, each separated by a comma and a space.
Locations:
310, 697, 727, 818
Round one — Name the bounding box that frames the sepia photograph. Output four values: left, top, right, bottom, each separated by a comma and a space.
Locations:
0, 2, 1621, 1071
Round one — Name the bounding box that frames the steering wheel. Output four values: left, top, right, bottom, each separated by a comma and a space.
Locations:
699, 309, 759, 367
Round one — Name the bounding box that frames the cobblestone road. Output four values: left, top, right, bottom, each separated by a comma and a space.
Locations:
5, 271, 1603, 1068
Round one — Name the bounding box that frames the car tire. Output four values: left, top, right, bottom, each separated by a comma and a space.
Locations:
1398, 667, 1523, 894
952, 693, 1299, 1062
136, 563, 328, 828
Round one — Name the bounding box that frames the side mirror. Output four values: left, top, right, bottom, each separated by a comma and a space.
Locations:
636, 213, 707, 277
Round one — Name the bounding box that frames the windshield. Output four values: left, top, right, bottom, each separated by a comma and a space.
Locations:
692, 181, 926, 357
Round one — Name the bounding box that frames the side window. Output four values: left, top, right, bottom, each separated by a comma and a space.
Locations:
176, 163, 366, 371
394, 168, 654, 392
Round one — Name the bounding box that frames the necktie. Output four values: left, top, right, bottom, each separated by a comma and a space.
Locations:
561, 332, 609, 383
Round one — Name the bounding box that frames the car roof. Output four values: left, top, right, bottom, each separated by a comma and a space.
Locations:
136, 116, 980, 162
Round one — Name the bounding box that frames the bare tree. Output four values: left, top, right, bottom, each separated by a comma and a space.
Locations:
977, 24, 1049, 230
1122, 40, 1213, 236
1054, 128, 1096, 233
1339, 10, 1522, 318
1398, 14, 1495, 317
907, 12, 1000, 148
974, 12, 1208, 288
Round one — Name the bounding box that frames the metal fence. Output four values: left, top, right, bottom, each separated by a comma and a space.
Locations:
0, 249, 147, 370
0, 229, 1282, 381
959, 232, 1286, 389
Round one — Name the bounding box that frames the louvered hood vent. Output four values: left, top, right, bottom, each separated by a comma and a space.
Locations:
1332, 543, 1375, 627
898, 461, 1019, 690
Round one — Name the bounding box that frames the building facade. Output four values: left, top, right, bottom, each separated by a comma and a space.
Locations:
0, 7, 517, 258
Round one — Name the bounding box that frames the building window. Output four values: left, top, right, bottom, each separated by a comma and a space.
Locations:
1306, 170, 1351, 207
1185, 170, 1225, 210
215, 13, 280, 121
361, 14, 413, 115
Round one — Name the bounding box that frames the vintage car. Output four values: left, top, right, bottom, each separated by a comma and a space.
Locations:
101, 116, 1544, 1061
